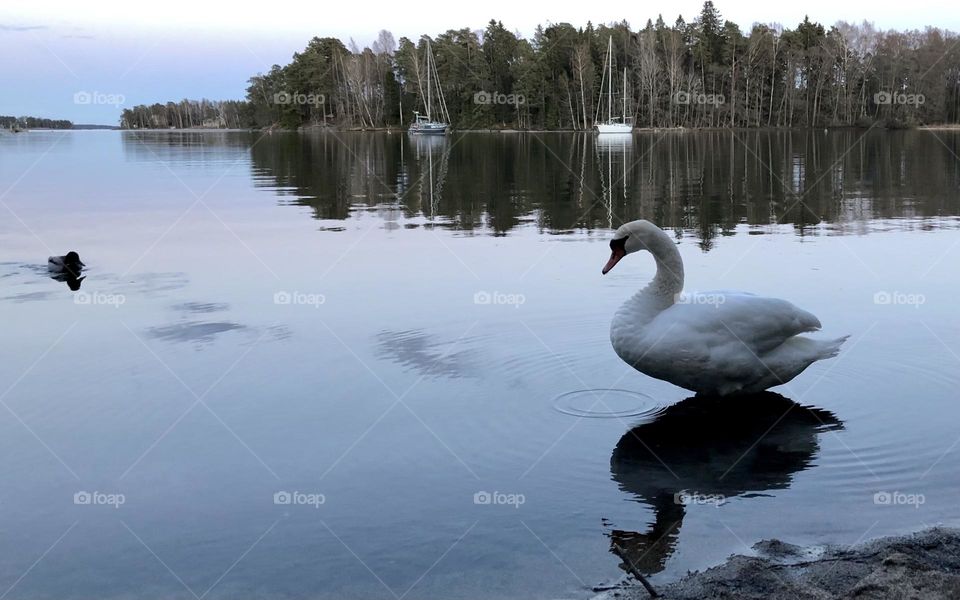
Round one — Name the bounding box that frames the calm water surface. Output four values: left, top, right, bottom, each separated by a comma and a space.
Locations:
1, 129, 959, 599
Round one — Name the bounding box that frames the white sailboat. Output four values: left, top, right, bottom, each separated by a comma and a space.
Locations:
595, 36, 633, 134
409, 38, 450, 135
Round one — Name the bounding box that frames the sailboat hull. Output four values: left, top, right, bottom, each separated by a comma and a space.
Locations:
595, 122, 633, 134
408, 122, 449, 135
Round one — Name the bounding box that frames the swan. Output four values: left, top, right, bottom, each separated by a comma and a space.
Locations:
603, 220, 848, 396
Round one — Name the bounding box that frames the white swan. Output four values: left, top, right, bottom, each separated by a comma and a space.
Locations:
603, 220, 848, 396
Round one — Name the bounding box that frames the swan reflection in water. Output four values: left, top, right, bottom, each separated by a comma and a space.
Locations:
607, 392, 842, 576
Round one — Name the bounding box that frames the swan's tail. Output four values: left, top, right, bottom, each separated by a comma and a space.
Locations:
817, 335, 850, 359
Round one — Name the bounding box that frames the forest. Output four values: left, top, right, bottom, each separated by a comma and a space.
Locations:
2, 116, 73, 129
119, 1, 960, 130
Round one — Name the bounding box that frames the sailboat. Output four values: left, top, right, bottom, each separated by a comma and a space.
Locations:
595, 36, 633, 134
409, 38, 450, 135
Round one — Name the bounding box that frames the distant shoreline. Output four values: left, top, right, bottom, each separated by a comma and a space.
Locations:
104, 124, 957, 134
9, 124, 953, 134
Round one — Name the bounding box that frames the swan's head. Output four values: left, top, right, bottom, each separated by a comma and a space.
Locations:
602, 220, 662, 274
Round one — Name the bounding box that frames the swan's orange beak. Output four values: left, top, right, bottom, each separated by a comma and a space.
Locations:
602, 247, 626, 275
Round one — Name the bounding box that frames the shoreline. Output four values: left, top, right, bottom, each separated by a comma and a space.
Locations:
597, 526, 960, 599
105, 124, 960, 134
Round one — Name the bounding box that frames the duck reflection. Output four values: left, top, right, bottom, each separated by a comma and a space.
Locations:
608, 392, 842, 576
50, 272, 85, 291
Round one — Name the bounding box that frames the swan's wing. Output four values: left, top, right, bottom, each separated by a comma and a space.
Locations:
649, 292, 822, 355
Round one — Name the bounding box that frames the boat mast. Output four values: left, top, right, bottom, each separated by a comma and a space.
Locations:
426, 39, 433, 121
623, 68, 627, 122
607, 37, 613, 123
431, 46, 450, 124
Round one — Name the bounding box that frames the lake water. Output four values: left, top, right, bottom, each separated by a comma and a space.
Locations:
1, 129, 959, 599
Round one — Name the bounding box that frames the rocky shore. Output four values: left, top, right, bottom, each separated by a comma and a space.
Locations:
597, 527, 960, 600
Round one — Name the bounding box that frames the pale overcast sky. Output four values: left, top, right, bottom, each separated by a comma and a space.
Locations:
1, 0, 957, 124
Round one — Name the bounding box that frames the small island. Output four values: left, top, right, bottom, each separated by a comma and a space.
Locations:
2, 116, 73, 131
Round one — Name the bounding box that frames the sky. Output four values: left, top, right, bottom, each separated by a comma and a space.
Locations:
1, 0, 957, 125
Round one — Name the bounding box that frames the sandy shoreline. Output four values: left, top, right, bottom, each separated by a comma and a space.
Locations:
596, 527, 960, 599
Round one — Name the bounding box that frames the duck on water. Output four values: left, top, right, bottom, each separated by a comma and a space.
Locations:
48, 251, 86, 290
48, 251, 85, 276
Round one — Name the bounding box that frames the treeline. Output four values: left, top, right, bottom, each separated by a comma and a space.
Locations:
120, 99, 248, 129
2, 116, 73, 129
121, 1, 960, 130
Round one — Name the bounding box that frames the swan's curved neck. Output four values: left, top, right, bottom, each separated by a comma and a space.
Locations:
611, 228, 685, 351
643, 231, 684, 302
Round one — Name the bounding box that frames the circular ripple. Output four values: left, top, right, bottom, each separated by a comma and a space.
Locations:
552, 389, 666, 420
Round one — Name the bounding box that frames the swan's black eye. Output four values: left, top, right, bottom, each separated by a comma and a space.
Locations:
610, 236, 628, 251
